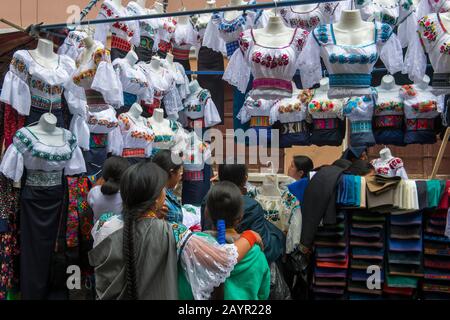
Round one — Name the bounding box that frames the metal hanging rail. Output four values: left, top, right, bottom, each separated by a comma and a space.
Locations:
37, 0, 345, 31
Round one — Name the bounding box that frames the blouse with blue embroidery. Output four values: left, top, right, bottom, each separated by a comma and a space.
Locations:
299, 21, 403, 97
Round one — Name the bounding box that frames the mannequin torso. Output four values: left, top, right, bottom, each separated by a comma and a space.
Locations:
333, 10, 375, 46
224, 0, 246, 21
415, 75, 431, 92
314, 78, 330, 100
152, 1, 164, 14
28, 113, 65, 145
189, 80, 202, 95
149, 56, 163, 75
253, 16, 296, 47
149, 108, 172, 133
28, 39, 59, 69
125, 50, 139, 66
164, 53, 177, 73
377, 75, 401, 99
128, 103, 147, 126
78, 36, 97, 66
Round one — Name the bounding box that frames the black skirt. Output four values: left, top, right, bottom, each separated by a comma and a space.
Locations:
197, 47, 225, 124
20, 183, 65, 300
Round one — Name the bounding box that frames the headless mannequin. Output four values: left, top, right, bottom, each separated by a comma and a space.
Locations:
415, 75, 431, 91
149, 108, 172, 134
333, 10, 375, 46
125, 50, 139, 66
28, 39, 59, 69
197, 0, 216, 24
78, 36, 97, 66
111, 0, 125, 11
261, 174, 282, 196
253, 15, 295, 47
441, 12, 450, 32
149, 56, 163, 74
314, 77, 330, 99
177, 8, 189, 25
150, 1, 164, 14
135, 0, 147, 8
127, 103, 147, 126
225, 0, 247, 21
28, 113, 65, 145
380, 147, 393, 161
189, 80, 202, 95
373, 146, 408, 179
377, 75, 401, 102
164, 53, 177, 73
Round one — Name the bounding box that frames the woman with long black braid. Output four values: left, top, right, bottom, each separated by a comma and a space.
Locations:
89, 162, 264, 300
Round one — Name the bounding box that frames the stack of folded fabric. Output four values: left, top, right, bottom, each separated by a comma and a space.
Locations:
337, 175, 366, 208
385, 211, 423, 299
393, 180, 419, 212
312, 211, 348, 300
366, 175, 401, 213
422, 180, 450, 299
348, 210, 386, 299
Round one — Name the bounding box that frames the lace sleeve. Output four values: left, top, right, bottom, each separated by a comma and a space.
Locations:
298, 33, 322, 89
0, 144, 24, 182
202, 19, 226, 55
402, 31, 427, 82
203, 97, 221, 127
380, 34, 403, 75
397, 11, 418, 48
179, 233, 238, 300
92, 60, 124, 107
107, 127, 124, 156
223, 32, 252, 93
65, 145, 87, 176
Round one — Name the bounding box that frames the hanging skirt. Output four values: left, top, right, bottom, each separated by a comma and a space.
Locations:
20, 170, 65, 300
311, 118, 346, 147
197, 46, 225, 123
182, 164, 211, 206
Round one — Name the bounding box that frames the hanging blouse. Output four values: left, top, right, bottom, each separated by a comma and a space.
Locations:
371, 157, 409, 179
58, 30, 88, 61
255, 189, 302, 254
373, 90, 406, 145
69, 42, 124, 150
280, 2, 341, 31
343, 90, 377, 147
138, 63, 182, 118
307, 90, 345, 146
112, 58, 154, 102
161, 59, 190, 100
0, 127, 86, 183
239, 95, 276, 126
117, 113, 155, 158
183, 132, 211, 173
172, 21, 198, 61
299, 22, 403, 97
270, 90, 312, 147
149, 119, 188, 156
94, 0, 140, 53
182, 89, 221, 128
224, 27, 310, 100
356, 0, 418, 47
404, 13, 450, 86
203, 1, 260, 57
191, 14, 210, 43
157, 18, 177, 55
126, 1, 161, 52
400, 84, 442, 144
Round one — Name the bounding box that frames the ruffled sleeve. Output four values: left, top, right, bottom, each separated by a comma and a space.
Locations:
223, 31, 252, 93
397, 4, 418, 48
0, 144, 24, 182
65, 143, 87, 176
201, 91, 221, 127
91, 49, 124, 107
163, 86, 183, 120
270, 100, 281, 124
0, 52, 31, 116
298, 32, 322, 89
377, 24, 403, 75
402, 21, 427, 82
177, 229, 238, 300
69, 107, 90, 151
171, 121, 189, 155
107, 127, 124, 156
176, 64, 190, 100
202, 17, 227, 55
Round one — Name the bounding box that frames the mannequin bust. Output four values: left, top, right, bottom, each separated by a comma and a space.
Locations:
225, 0, 247, 21
128, 103, 147, 126
314, 77, 330, 99
206, 0, 216, 9
28, 113, 65, 145
135, 0, 147, 8
149, 108, 172, 134
152, 1, 164, 14
112, 0, 125, 10
441, 12, 450, 32
253, 15, 295, 47
28, 39, 59, 69
261, 174, 282, 196
372, 146, 408, 179
380, 147, 393, 161
78, 36, 97, 66
333, 10, 375, 46
415, 75, 431, 91
149, 56, 163, 73
378, 75, 399, 92
189, 80, 202, 94
125, 50, 139, 66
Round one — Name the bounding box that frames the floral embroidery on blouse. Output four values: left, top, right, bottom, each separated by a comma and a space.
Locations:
419, 16, 438, 42
11, 57, 28, 75
87, 116, 119, 128
329, 53, 379, 64
252, 52, 290, 69
279, 101, 303, 113
411, 100, 438, 113
101, 3, 135, 37
214, 13, 247, 33
440, 42, 450, 54
308, 100, 336, 113
299, 89, 314, 104
130, 130, 155, 142
401, 84, 417, 97
374, 101, 404, 114
30, 79, 63, 95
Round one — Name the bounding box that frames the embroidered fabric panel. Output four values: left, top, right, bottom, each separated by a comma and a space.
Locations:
25, 170, 63, 187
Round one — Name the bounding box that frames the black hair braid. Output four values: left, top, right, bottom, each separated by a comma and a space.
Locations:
123, 208, 138, 300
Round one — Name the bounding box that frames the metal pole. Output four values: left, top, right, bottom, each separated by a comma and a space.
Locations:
37, 0, 345, 31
